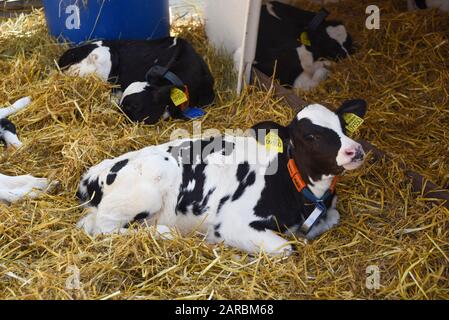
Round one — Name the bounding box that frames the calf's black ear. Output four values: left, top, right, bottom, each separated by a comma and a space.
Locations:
250, 121, 290, 144
335, 99, 367, 119
154, 85, 175, 103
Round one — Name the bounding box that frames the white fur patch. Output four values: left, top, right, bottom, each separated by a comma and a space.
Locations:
326, 25, 349, 55
120, 82, 149, 104
293, 46, 331, 90
266, 2, 281, 19
66, 43, 112, 81
1, 131, 22, 148
170, 37, 178, 48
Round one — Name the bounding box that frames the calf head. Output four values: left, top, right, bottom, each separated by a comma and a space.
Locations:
306, 22, 353, 60
287, 100, 366, 180
58, 41, 116, 82
120, 82, 184, 124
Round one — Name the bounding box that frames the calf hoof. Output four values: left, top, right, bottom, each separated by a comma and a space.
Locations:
275, 244, 293, 256
76, 212, 97, 236
261, 243, 293, 256
6, 143, 22, 151
151, 225, 175, 240
34, 178, 50, 190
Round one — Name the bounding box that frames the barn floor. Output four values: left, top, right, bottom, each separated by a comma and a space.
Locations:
0, 0, 448, 299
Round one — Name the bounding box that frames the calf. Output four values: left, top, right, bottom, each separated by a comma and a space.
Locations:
58, 37, 215, 124
0, 97, 50, 203
256, 1, 352, 90
76, 99, 367, 255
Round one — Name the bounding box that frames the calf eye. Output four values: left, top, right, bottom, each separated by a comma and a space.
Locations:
305, 134, 320, 141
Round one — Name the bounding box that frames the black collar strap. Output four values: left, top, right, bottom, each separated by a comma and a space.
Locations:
307, 8, 330, 31
145, 65, 185, 88
145, 40, 185, 88
287, 142, 337, 234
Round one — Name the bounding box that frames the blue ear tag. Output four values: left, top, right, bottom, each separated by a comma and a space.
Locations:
183, 107, 206, 119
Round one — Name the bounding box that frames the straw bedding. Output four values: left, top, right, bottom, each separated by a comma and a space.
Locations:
0, 0, 447, 299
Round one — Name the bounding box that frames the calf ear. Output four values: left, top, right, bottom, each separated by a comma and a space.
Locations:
335, 99, 367, 119
250, 121, 290, 143
154, 85, 175, 104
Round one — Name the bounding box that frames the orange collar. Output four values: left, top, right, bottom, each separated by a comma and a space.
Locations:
287, 158, 338, 194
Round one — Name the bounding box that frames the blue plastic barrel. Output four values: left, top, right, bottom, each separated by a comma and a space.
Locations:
42, 0, 170, 43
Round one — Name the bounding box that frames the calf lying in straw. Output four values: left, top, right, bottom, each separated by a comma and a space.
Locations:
256, 1, 353, 90
57, 38, 215, 124
0, 97, 50, 203
77, 100, 367, 255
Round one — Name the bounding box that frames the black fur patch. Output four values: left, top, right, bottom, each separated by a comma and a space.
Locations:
169, 137, 235, 165
106, 159, 129, 185
0, 118, 17, 134
57, 43, 99, 70
249, 219, 275, 232
134, 212, 150, 221
106, 174, 117, 185
85, 177, 103, 207
217, 195, 230, 214
232, 162, 256, 201
213, 223, 222, 238
176, 164, 206, 215
124, 211, 150, 228
111, 159, 129, 173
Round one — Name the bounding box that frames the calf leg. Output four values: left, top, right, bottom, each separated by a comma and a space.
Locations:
77, 174, 166, 236
305, 196, 340, 240
0, 174, 49, 203
0, 96, 31, 119
77, 153, 180, 236
210, 220, 292, 256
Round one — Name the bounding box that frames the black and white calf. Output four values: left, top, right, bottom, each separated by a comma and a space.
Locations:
58, 37, 215, 124
76, 99, 367, 255
0, 97, 50, 203
256, 1, 353, 90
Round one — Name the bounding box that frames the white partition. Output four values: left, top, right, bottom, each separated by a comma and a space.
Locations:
205, 0, 262, 94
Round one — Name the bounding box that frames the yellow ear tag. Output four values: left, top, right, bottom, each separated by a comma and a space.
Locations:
264, 131, 283, 153
299, 32, 311, 47
170, 88, 188, 107
343, 113, 364, 134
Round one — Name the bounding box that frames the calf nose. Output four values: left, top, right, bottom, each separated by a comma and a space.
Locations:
345, 146, 365, 161
344, 148, 356, 157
